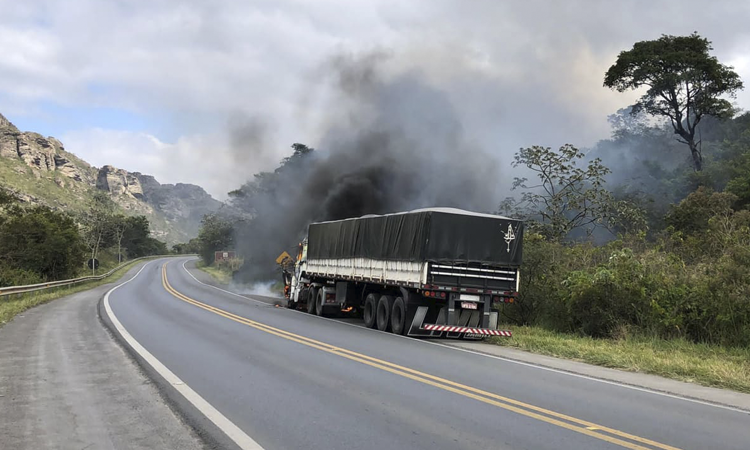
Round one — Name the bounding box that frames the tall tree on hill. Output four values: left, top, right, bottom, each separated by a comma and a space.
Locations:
112, 214, 128, 263
604, 33, 743, 171
81, 192, 115, 275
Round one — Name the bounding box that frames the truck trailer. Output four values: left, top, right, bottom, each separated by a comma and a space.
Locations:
283, 208, 523, 339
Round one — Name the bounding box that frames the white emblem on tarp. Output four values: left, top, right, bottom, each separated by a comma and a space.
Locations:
501, 224, 516, 252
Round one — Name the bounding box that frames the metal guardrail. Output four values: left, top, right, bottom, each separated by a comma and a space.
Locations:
0, 255, 184, 297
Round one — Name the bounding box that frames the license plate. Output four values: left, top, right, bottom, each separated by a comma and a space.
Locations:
459, 294, 480, 301
461, 301, 478, 310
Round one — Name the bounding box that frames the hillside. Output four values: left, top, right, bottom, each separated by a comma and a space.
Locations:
0, 112, 221, 244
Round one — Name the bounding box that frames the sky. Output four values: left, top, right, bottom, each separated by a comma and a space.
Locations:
1, 0, 749, 199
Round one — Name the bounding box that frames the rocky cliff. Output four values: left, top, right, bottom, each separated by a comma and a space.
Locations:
97, 165, 144, 199
1, 115, 91, 184
0, 112, 221, 244
134, 174, 222, 237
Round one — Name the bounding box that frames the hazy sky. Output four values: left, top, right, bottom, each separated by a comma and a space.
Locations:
2, 0, 749, 199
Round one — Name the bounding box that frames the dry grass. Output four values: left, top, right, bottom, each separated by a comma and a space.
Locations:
0, 257, 158, 327
490, 326, 750, 393
195, 261, 233, 284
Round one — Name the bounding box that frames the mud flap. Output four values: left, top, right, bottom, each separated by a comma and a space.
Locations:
446, 309, 482, 340
407, 306, 494, 340
406, 306, 443, 337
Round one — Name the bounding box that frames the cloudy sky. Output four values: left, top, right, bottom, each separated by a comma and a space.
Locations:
2, 0, 749, 199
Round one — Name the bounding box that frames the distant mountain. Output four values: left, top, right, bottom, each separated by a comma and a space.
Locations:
0, 112, 222, 244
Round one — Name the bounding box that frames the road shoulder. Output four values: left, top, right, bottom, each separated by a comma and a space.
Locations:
441, 340, 750, 412
0, 259, 208, 450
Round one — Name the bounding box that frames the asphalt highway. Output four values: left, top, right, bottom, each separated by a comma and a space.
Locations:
104, 257, 749, 450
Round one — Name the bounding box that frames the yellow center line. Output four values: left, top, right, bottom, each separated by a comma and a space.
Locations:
160, 262, 681, 450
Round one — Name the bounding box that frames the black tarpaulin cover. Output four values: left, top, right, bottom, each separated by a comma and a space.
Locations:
307, 208, 523, 266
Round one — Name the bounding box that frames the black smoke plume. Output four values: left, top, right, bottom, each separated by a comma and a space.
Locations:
230, 53, 502, 282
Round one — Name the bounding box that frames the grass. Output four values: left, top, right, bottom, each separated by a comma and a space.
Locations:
0, 156, 188, 245
0, 156, 93, 214
196, 262, 284, 295
0, 257, 160, 327
489, 326, 750, 393
195, 261, 233, 284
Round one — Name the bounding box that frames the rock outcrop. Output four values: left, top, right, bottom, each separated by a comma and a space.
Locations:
0, 114, 85, 181
96, 165, 144, 199
17, 132, 57, 171
134, 173, 222, 236
0, 111, 222, 244
0, 114, 20, 159
53, 154, 84, 182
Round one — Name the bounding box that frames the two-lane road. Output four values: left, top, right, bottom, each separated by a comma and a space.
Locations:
105, 257, 749, 450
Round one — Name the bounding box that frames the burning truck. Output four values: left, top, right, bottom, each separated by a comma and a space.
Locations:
282, 208, 523, 339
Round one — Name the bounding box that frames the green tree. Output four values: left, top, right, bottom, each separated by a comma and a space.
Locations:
665, 186, 736, 235
502, 144, 646, 240
81, 192, 116, 274
112, 214, 128, 263
604, 33, 743, 171
0, 206, 86, 282
197, 214, 235, 265
722, 132, 750, 207
0, 187, 15, 208
119, 215, 166, 258
172, 238, 201, 254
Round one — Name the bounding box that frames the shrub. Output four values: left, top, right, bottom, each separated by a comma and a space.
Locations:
215, 257, 243, 273
500, 214, 750, 347
0, 206, 86, 281
0, 265, 42, 287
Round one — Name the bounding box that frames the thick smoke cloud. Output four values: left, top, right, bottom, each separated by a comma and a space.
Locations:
227, 113, 276, 169
232, 53, 500, 281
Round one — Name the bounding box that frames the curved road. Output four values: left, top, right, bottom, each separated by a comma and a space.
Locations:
104, 257, 748, 450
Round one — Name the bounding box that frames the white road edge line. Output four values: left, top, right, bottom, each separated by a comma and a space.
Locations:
181, 258, 275, 307
104, 259, 265, 450
180, 258, 749, 415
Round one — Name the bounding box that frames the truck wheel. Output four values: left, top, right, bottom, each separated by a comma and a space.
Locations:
390, 296, 407, 335
377, 295, 394, 332
307, 287, 318, 314
363, 293, 378, 328
315, 288, 326, 317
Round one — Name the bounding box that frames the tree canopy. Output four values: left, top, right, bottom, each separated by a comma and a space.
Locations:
500, 144, 646, 240
197, 214, 236, 265
0, 205, 86, 283
604, 33, 743, 171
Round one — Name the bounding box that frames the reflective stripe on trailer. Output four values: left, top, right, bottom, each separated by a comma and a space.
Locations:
422, 324, 512, 336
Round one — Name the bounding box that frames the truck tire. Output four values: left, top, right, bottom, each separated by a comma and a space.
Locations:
363, 293, 378, 328
315, 288, 326, 317
376, 295, 394, 332
307, 287, 318, 314
390, 296, 407, 335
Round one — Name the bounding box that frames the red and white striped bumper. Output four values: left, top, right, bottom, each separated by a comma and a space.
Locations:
422, 324, 512, 337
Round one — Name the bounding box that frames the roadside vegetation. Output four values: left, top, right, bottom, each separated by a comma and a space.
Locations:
493, 33, 750, 390
0, 187, 174, 326
0, 189, 168, 287
194, 258, 243, 284
491, 327, 750, 393
0, 256, 160, 327
185, 213, 244, 283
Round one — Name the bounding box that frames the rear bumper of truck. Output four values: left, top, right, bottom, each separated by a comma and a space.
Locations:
405, 303, 512, 339
421, 324, 512, 337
